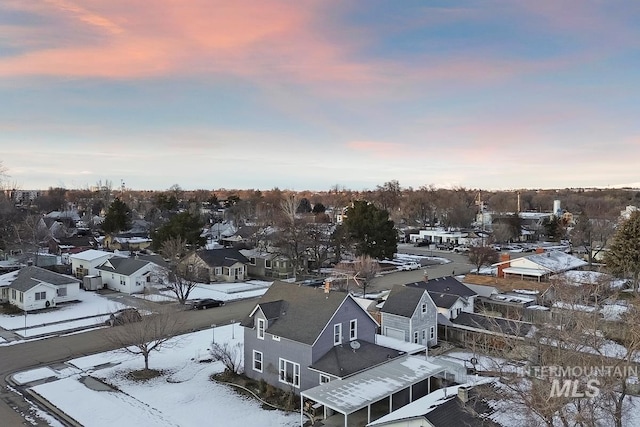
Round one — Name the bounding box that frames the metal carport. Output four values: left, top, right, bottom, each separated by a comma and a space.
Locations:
300, 355, 445, 427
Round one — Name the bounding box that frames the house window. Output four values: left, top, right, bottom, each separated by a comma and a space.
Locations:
19, 292, 23, 303
35, 291, 47, 300
421, 329, 426, 341
430, 326, 435, 340
57, 287, 67, 297
253, 351, 263, 372
320, 374, 331, 384
413, 331, 419, 344
11, 289, 16, 299
214, 267, 222, 275
421, 303, 427, 314
265, 259, 272, 269
250, 257, 256, 266
279, 358, 300, 388
349, 319, 357, 341
257, 318, 265, 340
333, 323, 342, 346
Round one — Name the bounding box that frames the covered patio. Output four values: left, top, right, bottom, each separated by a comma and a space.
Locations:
300, 355, 445, 427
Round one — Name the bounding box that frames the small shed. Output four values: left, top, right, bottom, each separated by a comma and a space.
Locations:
83, 275, 103, 291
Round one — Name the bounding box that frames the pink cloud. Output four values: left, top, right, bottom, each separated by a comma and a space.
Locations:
0, 0, 382, 85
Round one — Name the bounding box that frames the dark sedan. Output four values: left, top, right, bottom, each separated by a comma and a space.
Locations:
192, 298, 225, 310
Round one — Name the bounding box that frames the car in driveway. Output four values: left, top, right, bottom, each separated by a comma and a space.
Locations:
105, 308, 142, 326
192, 298, 225, 310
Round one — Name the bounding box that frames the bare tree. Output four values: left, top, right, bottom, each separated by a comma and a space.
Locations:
161, 237, 199, 304
210, 342, 244, 375
104, 306, 184, 372
467, 245, 499, 273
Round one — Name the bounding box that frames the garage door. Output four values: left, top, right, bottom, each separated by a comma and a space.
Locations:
384, 327, 405, 341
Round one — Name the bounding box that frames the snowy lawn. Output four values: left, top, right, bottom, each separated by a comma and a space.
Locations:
27, 325, 299, 427
0, 291, 128, 331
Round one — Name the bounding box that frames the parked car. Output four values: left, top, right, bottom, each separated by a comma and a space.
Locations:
301, 278, 325, 287
192, 298, 225, 310
105, 308, 142, 326
453, 246, 470, 253
398, 262, 421, 271
414, 240, 430, 247
436, 242, 454, 250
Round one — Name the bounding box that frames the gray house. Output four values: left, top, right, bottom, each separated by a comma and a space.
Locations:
380, 285, 438, 347
407, 276, 477, 315
241, 281, 403, 393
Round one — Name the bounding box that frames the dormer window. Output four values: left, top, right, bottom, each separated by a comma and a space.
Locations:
257, 318, 265, 340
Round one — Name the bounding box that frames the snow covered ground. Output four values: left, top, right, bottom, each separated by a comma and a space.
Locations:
0, 281, 272, 342
18, 325, 299, 427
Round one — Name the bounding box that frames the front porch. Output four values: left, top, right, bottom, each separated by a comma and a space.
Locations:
300, 355, 445, 427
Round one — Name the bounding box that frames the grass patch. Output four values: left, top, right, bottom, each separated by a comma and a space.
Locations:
126, 368, 164, 381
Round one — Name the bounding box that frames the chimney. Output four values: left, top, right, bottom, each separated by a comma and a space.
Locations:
497, 253, 511, 278
458, 386, 470, 403
536, 247, 544, 254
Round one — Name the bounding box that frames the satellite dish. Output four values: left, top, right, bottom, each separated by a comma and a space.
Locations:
350, 340, 361, 350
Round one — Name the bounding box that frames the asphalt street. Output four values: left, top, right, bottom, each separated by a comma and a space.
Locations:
0, 248, 472, 425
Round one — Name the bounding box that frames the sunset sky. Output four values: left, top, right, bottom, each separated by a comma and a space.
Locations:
2, 1, 639, 192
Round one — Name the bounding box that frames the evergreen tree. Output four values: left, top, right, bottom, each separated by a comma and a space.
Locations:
344, 200, 397, 260
604, 211, 640, 293
102, 198, 132, 234
296, 198, 312, 213
152, 211, 205, 250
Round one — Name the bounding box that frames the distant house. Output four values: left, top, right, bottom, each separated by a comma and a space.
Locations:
69, 249, 115, 278
47, 235, 98, 255
240, 248, 295, 280
179, 248, 249, 282
241, 281, 390, 393
5, 266, 81, 311
103, 233, 153, 252
493, 250, 588, 282
96, 257, 154, 294
380, 285, 438, 347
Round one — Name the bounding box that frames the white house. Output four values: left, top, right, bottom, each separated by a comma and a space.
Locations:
96, 257, 154, 294
7, 266, 81, 312
69, 249, 115, 278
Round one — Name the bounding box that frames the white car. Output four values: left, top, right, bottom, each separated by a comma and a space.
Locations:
398, 262, 421, 271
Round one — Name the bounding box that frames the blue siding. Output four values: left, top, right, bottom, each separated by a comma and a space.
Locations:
313, 296, 378, 362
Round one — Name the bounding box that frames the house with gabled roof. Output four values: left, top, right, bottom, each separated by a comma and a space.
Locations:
69, 249, 115, 278
240, 248, 295, 280
493, 250, 588, 282
380, 285, 438, 347
241, 281, 397, 393
179, 248, 249, 282
96, 257, 154, 294
5, 266, 81, 311
406, 276, 477, 316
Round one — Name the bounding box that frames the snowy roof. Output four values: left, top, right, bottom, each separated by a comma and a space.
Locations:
523, 251, 588, 273
552, 270, 627, 289
9, 266, 80, 292
368, 380, 495, 426
374, 334, 427, 355
301, 356, 445, 414
69, 249, 114, 262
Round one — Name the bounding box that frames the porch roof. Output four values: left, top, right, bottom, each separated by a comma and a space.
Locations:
301, 355, 445, 415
